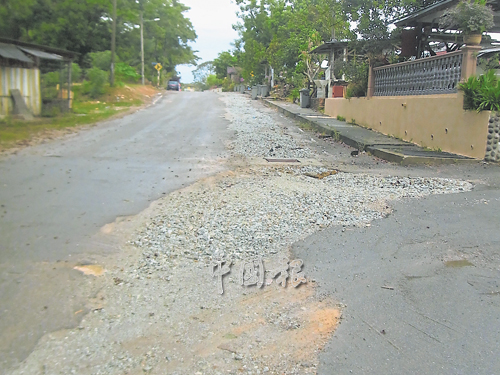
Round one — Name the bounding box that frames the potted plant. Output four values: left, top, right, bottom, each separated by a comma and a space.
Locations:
439, 0, 495, 45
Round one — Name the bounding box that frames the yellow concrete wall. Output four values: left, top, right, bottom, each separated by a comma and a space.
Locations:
0, 66, 41, 116
325, 93, 491, 159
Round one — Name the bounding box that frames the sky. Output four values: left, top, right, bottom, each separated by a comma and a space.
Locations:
176, 0, 240, 83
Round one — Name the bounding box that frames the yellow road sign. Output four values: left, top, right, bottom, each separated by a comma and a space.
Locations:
155, 63, 162, 71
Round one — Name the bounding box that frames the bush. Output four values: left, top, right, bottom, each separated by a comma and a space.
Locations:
346, 83, 366, 98
46, 63, 82, 84
335, 59, 369, 98
42, 71, 60, 87
68, 63, 82, 82
41, 86, 59, 101
206, 74, 222, 88
85, 68, 109, 98
88, 51, 120, 71
221, 77, 235, 92
115, 63, 141, 84
289, 88, 300, 103
459, 70, 500, 111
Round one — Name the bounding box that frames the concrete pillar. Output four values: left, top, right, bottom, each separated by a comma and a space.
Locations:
367, 64, 375, 98
460, 45, 482, 81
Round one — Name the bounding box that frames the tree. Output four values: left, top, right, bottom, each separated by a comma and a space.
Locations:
343, 0, 444, 42
213, 51, 238, 79
0, 0, 198, 79
192, 61, 215, 90
192, 61, 214, 81
228, 0, 448, 98
233, 0, 350, 89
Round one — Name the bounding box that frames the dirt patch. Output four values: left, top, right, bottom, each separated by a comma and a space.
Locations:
102, 84, 162, 103
73, 265, 106, 276
304, 170, 339, 179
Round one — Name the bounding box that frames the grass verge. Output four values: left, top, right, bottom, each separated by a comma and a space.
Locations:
0, 84, 160, 152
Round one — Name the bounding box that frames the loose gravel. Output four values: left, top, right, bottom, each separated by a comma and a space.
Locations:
134, 167, 472, 268
135, 94, 472, 269
221, 94, 313, 159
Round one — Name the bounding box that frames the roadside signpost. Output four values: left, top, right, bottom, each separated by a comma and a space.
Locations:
155, 63, 162, 87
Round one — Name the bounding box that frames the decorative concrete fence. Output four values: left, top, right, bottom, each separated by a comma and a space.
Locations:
373, 51, 463, 96
367, 46, 481, 98
324, 45, 495, 160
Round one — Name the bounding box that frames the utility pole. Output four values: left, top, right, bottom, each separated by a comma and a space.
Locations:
110, 0, 117, 87
140, 8, 145, 85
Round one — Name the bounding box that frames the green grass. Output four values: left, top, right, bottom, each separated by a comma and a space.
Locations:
0, 98, 141, 150
332, 129, 341, 141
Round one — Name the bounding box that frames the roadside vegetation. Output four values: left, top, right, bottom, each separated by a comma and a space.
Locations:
460, 69, 500, 111
197, 0, 487, 102
1, 0, 198, 85
0, 82, 160, 152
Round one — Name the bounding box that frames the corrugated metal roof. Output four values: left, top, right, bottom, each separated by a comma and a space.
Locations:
18, 46, 63, 61
0, 43, 33, 63
0, 38, 78, 60
310, 41, 350, 54
394, 0, 458, 27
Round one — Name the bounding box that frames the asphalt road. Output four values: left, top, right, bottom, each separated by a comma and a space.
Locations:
293, 164, 500, 374
0, 91, 231, 370
2, 90, 500, 374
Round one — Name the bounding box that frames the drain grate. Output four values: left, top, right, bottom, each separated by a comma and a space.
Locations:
264, 158, 300, 163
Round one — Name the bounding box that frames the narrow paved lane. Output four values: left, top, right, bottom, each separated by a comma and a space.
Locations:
0, 91, 231, 369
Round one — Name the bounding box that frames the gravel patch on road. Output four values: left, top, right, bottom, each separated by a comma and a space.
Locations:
221, 94, 313, 159
134, 166, 473, 268
136, 94, 472, 268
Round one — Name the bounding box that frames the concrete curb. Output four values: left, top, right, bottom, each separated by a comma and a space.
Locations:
366, 147, 479, 166
261, 98, 481, 166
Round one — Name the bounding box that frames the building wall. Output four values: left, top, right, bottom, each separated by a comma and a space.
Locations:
0, 66, 41, 116
324, 93, 491, 159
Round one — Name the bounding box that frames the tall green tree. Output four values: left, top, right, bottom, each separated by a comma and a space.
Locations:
213, 51, 238, 79
0, 0, 198, 76
343, 0, 444, 41
232, 0, 350, 86
229, 0, 446, 91
0, 0, 111, 61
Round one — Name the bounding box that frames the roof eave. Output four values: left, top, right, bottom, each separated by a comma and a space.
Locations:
394, 0, 459, 27
0, 37, 78, 61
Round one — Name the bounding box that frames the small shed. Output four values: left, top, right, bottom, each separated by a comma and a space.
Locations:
310, 40, 357, 98
227, 66, 242, 83
0, 38, 77, 118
